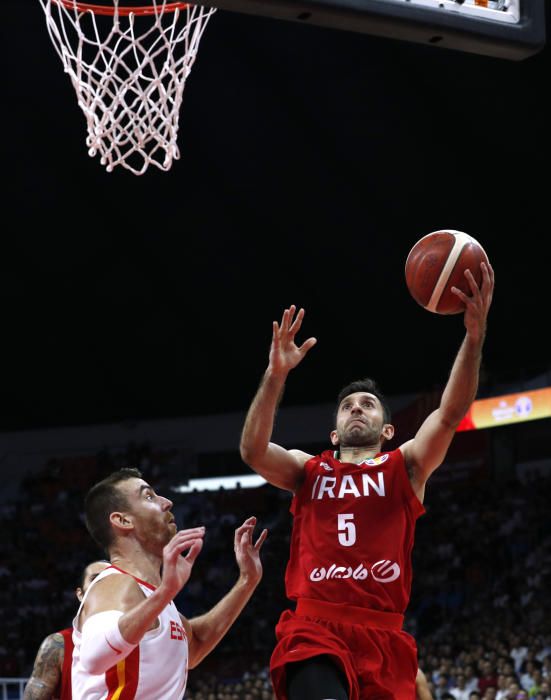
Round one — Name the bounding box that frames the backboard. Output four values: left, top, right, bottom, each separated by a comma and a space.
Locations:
209, 0, 546, 60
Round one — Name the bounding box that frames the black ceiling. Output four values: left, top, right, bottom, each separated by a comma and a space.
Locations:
1, 1, 549, 431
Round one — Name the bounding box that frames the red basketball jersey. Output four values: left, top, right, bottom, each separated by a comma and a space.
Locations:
284, 448, 425, 614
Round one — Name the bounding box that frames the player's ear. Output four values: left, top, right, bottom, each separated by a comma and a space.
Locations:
76, 587, 84, 602
330, 429, 339, 446
381, 423, 395, 442
110, 511, 134, 533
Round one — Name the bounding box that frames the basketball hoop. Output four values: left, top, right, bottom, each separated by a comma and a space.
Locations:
38, 0, 216, 174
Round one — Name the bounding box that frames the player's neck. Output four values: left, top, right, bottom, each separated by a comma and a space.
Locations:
110, 547, 163, 587
336, 446, 382, 464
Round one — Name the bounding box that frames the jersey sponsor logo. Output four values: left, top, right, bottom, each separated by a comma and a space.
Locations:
320, 462, 334, 471
311, 472, 386, 500
371, 559, 401, 582
170, 621, 186, 641
309, 560, 401, 583
363, 454, 389, 466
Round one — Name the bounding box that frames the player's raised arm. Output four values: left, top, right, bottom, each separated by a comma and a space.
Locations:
240, 306, 316, 492
401, 260, 494, 497
185, 517, 268, 668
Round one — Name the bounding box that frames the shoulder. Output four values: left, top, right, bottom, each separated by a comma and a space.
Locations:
42, 631, 65, 650
89, 569, 144, 602
397, 440, 413, 465
35, 631, 65, 664
58, 628, 73, 645
288, 448, 314, 466
80, 570, 145, 623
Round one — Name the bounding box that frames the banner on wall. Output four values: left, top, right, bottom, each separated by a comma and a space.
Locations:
456, 387, 551, 431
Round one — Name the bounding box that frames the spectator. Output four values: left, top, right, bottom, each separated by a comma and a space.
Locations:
451, 672, 472, 700
479, 660, 498, 696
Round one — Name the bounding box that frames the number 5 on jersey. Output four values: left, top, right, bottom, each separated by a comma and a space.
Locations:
338, 514, 356, 547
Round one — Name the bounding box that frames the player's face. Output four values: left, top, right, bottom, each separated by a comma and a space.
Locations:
334, 392, 386, 447
117, 478, 177, 549
76, 560, 110, 601
82, 561, 109, 591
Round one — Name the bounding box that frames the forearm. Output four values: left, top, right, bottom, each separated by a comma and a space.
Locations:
118, 588, 173, 644
81, 588, 173, 674
440, 332, 484, 424
240, 369, 286, 462
188, 575, 259, 668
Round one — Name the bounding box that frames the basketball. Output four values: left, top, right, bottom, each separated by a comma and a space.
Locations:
405, 229, 489, 315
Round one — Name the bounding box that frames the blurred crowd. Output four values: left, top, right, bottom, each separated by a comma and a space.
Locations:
0, 441, 550, 700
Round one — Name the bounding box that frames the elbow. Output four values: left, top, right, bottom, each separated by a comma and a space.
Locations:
239, 443, 253, 465
187, 655, 201, 670
187, 639, 207, 670
80, 655, 111, 676
239, 442, 263, 467
441, 404, 472, 430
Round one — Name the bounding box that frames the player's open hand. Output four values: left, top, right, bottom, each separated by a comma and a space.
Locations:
269, 306, 317, 378
160, 527, 205, 599
233, 516, 268, 586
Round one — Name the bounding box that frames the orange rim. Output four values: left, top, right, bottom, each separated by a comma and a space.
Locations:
52, 0, 189, 15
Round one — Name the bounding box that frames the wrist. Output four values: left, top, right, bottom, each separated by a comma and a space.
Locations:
465, 328, 485, 349
237, 572, 261, 589
264, 369, 288, 397
150, 584, 176, 611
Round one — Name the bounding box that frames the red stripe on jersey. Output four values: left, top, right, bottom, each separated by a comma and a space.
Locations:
105, 646, 140, 699
59, 628, 74, 700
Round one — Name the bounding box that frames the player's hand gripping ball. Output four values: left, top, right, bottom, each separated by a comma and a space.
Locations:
405, 229, 489, 315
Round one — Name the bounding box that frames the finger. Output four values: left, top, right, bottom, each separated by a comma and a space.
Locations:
481, 261, 494, 292
166, 530, 205, 556
235, 516, 256, 534
254, 528, 268, 550
168, 529, 206, 546
175, 527, 206, 537
272, 322, 282, 354
234, 526, 250, 548
463, 268, 481, 296
288, 307, 305, 335
281, 307, 293, 332
240, 528, 252, 548
238, 522, 255, 542
183, 539, 203, 565
299, 337, 317, 355
450, 286, 468, 302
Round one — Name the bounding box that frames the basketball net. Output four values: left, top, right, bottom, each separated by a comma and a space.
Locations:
38, 0, 216, 175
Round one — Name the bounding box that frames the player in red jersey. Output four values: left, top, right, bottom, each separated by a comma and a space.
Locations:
239, 262, 493, 700
23, 560, 109, 700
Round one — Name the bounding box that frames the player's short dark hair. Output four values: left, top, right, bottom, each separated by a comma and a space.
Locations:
335, 378, 392, 424
84, 468, 143, 552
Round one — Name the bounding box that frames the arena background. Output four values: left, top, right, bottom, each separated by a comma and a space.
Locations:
1, 0, 550, 697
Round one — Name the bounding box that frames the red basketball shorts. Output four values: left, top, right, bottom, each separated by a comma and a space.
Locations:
269, 599, 418, 700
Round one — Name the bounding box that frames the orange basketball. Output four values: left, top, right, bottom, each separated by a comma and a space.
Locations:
405, 230, 489, 315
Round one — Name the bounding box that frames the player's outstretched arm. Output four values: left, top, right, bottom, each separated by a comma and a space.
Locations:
402, 261, 494, 493
23, 632, 64, 700
184, 517, 268, 668
240, 306, 316, 491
